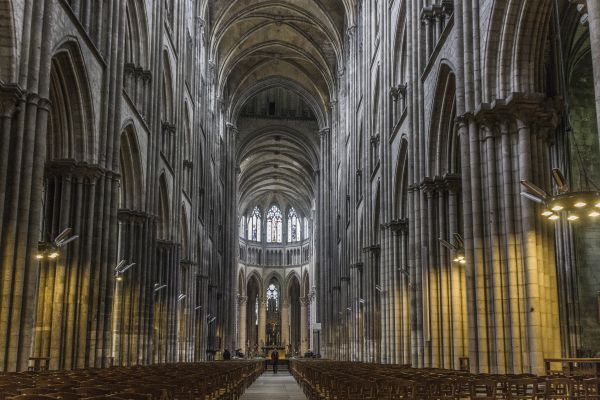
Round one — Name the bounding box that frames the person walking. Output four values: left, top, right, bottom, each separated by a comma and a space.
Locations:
270, 349, 279, 374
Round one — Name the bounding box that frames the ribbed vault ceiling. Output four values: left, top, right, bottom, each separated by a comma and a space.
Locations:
203, 0, 352, 214
208, 0, 349, 116
237, 122, 319, 214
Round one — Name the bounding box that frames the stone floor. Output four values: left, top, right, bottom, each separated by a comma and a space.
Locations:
241, 370, 307, 400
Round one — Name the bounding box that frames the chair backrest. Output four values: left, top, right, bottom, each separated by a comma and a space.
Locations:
6, 395, 58, 400
545, 377, 574, 396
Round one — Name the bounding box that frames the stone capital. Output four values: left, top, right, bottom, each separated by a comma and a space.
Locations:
319, 127, 331, 137
45, 159, 107, 181
350, 262, 363, 271
420, 177, 436, 195
346, 25, 357, 37
299, 296, 310, 306
390, 86, 400, 101
455, 113, 473, 129
0, 84, 23, 117
162, 121, 176, 134
383, 218, 409, 233
441, 173, 462, 193
118, 209, 154, 223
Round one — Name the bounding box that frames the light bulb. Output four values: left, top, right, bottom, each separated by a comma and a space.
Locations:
48, 252, 59, 259
574, 202, 587, 208
568, 215, 579, 221
589, 211, 600, 217
541, 211, 553, 217
459, 259, 466, 264
35, 254, 44, 260
551, 205, 564, 211
548, 215, 560, 221
116, 275, 123, 282
596, 202, 600, 208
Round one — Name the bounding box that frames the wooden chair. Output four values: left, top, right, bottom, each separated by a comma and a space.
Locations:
506, 377, 543, 400
574, 378, 600, 400
44, 393, 81, 400
544, 377, 574, 399
6, 395, 57, 400
469, 378, 499, 399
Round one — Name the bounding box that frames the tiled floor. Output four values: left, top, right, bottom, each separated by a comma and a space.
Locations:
241, 370, 307, 400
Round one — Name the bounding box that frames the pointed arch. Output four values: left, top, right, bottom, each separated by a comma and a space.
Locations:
161, 50, 175, 122
158, 173, 170, 240
47, 39, 95, 162
180, 204, 190, 258
119, 123, 144, 210
372, 68, 381, 133
247, 271, 263, 296
264, 271, 284, 291
392, 1, 408, 86
183, 103, 193, 160
373, 183, 381, 245
285, 271, 301, 296
302, 270, 310, 298
393, 138, 409, 220
238, 269, 246, 295
427, 62, 457, 177
124, 0, 150, 68
483, 0, 554, 101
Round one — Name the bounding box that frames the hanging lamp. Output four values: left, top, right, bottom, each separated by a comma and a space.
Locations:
521, 169, 600, 221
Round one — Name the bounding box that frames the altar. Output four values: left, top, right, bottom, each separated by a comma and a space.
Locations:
262, 346, 286, 359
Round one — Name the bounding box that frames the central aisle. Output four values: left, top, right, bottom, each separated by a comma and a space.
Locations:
241, 370, 307, 400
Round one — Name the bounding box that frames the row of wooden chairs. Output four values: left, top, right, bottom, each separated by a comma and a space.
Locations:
290, 360, 600, 399
0, 361, 265, 400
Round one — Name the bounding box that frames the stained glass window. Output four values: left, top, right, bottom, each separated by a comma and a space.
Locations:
247, 207, 261, 241
304, 218, 309, 239
266, 205, 282, 243
255, 296, 258, 326
239, 216, 245, 238
266, 283, 279, 311
287, 207, 301, 242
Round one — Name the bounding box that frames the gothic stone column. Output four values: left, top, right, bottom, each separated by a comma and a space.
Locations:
281, 300, 290, 350
238, 296, 247, 356
300, 296, 310, 353
258, 297, 267, 351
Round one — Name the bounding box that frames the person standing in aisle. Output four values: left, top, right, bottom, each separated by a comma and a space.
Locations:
270, 349, 279, 373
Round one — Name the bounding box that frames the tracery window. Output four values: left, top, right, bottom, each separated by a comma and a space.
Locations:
247, 207, 261, 241
266, 283, 279, 311
266, 205, 282, 243
287, 207, 301, 242
304, 218, 309, 239
255, 296, 259, 326
239, 216, 246, 238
